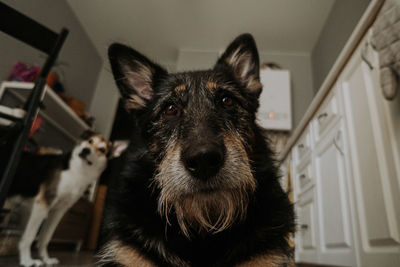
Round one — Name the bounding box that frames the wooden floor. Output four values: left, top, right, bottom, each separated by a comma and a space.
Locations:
0, 251, 95, 266
0, 252, 334, 266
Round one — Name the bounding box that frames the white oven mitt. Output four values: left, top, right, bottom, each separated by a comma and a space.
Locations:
371, 0, 400, 100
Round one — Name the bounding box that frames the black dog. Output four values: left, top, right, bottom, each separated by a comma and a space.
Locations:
100, 34, 295, 267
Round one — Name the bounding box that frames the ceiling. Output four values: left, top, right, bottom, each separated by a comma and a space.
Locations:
66, 0, 335, 64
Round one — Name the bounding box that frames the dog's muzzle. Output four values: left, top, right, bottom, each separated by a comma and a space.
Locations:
79, 147, 92, 165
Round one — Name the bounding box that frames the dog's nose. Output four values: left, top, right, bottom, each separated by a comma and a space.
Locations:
183, 144, 224, 180
80, 147, 91, 157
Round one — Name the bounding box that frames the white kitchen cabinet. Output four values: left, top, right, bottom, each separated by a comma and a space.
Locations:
293, 92, 357, 266
313, 118, 356, 266
288, 30, 400, 266
339, 32, 400, 266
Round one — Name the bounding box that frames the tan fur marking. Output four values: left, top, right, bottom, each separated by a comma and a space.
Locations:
99, 241, 156, 267
247, 79, 263, 92
236, 252, 294, 267
126, 94, 147, 109
88, 134, 110, 156
206, 81, 217, 91
37, 184, 49, 208
175, 84, 186, 93
36, 170, 62, 208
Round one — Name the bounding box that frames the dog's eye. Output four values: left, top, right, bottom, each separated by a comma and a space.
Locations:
98, 148, 106, 154
164, 104, 180, 116
222, 96, 233, 107
88, 139, 93, 144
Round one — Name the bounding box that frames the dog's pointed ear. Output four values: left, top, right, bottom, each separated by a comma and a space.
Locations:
215, 34, 262, 97
108, 140, 129, 159
108, 44, 168, 110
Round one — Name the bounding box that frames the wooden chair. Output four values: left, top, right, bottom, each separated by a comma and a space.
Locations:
0, 2, 69, 209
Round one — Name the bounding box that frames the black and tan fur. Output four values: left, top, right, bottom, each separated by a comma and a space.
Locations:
100, 34, 295, 267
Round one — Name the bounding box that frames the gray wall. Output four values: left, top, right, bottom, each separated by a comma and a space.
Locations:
0, 0, 102, 108
311, 0, 370, 92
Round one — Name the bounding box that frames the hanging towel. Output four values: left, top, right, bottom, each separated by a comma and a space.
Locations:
371, 0, 400, 100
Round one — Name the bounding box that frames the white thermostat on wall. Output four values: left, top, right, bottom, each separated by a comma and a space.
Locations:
257, 68, 292, 131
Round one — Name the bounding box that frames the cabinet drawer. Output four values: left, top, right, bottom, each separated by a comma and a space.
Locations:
314, 91, 339, 141
296, 160, 313, 194
295, 127, 311, 164
296, 188, 318, 262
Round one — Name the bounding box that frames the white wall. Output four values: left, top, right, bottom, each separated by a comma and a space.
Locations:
177, 50, 219, 71
89, 65, 120, 138
0, 0, 102, 108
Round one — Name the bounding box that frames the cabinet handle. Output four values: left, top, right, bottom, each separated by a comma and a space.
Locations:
361, 42, 374, 70
298, 143, 304, 149
300, 224, 309, 230
299, 174, 307, 180
317, 112, 328, 122
333, 130, 344, 156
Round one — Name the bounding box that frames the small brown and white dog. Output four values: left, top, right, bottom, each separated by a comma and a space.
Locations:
5, 132, 127, 267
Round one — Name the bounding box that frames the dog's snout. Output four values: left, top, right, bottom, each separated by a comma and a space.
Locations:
183, 144, 225, 180
80, 147, 91, 157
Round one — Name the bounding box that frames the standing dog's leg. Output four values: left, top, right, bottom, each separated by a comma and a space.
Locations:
36, 199, 73, 265
19, 198, 48, 267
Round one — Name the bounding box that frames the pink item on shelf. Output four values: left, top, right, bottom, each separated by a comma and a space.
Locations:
8, 61, 41, 82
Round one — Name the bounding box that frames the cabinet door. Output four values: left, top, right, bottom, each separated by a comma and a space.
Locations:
296, 188, 319, 263
314, 121, 356, 266
340, 37, 400, 266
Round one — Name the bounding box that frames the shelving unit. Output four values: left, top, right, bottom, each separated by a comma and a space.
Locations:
0, 81, 90, 149
0, 81, 95, 250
